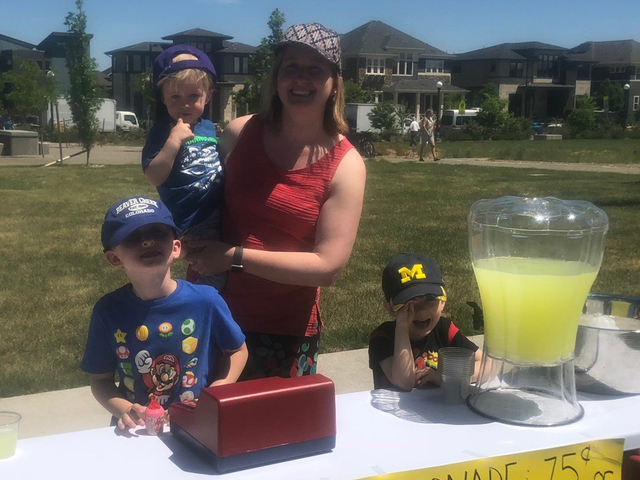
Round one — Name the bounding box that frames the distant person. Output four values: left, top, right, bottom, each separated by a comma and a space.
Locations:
409, 116, 420, 146
141, 44, 223, 288
369, 253, 480, 390
4, 118, 14, 130
80, 197, 247, 430
419, 109, 439, 162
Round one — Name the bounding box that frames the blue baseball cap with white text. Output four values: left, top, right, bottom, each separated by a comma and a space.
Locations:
101, 196, 179, 251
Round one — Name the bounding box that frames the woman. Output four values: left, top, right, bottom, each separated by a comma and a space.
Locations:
186, 23, 366, 379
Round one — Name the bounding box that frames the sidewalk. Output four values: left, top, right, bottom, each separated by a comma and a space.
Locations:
2, 144, 640, 175
1, 337, 483, 439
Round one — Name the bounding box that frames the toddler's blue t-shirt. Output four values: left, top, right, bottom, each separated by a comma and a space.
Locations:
81, 280, 244, 406
142, 118, 223, 233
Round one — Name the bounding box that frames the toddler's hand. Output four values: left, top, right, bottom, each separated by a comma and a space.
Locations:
169, 118, 195, 146
117, 403, 146, 430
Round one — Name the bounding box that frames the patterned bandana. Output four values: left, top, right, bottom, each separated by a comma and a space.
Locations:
274, 23, 342, 72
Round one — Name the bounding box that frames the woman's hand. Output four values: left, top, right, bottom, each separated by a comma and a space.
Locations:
184, 238, 234, 275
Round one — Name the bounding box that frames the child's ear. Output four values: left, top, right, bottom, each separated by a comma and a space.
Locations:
172, 239, 181, 259
383, 302, 394, 315
105, 251, 122, 267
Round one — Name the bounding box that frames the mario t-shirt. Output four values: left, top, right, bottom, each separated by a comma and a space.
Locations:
81, 280, 244, 406
368, 318, 478, 390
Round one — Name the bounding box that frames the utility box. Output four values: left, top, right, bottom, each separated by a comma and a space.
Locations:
0, 130, 39, 156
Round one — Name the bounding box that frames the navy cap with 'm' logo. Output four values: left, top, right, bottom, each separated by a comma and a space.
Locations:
382, 253, 446, 310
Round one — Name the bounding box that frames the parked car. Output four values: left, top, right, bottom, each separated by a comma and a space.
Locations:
116, 111, 139, 132
440, 108, 481, 133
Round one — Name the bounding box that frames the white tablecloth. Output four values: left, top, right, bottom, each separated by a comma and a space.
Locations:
1, 389, 639, 479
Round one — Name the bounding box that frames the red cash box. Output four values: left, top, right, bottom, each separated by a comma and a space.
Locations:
169, 374, 336, 473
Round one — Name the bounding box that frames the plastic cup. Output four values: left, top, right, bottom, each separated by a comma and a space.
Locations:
0, 411, 21, 460
438, 348, 474, 405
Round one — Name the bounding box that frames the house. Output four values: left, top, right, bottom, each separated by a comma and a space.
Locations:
450, 42, 592, 120
565, 40, 640, 122
340, 21, 468, 119
0, 33, 48, 77
106, 28, 256, 123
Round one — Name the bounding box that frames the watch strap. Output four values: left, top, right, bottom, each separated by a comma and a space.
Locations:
231, 246, 243, 273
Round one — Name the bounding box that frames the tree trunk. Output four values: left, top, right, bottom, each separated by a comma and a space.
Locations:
86, 147, 91, 167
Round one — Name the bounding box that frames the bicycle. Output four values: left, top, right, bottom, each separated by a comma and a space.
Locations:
346, 129, 376, 158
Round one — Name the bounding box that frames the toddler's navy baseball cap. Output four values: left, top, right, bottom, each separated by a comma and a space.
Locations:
101, 196, 179, 251
153, 44, 217, 88
382, 253, 447, 311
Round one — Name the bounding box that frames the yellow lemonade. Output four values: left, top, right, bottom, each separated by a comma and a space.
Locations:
473, 257, 598, 365
0, 427, 18, 459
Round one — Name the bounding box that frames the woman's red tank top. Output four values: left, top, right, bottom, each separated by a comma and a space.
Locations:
221, 115, 354, 336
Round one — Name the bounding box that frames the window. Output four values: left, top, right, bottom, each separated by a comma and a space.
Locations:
610, 66, 626, 74
510, 62, 523, 78
125, 54, 131, 72
420, 59, 444, 73
490, 63, 496, 73
233, 56, 249, 74
634, 67, 640, 80
633, 96, 639, 111
133, 54, 142, 72
393, 53, 413, 76
576, 63, 589, 80
537, 54, 560, 78
366, 58, 384, 75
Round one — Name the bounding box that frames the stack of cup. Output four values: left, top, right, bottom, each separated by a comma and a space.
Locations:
438, 347, 475, 405
0, 411, 21, 460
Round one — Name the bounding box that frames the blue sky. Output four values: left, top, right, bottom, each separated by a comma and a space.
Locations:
3, 0, 639, 71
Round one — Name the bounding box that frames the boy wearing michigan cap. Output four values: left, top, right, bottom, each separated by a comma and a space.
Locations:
81, 196, 247, 430
368, 253, 480, 391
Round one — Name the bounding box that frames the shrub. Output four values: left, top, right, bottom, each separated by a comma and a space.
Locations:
368, 101, 398, 140
567, 96, 597, 135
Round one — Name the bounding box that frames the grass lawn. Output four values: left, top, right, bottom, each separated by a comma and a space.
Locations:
376, 138, 640, 165
1, 162, 640, 397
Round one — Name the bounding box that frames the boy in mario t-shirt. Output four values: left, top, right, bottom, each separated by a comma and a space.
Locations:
80, 196, 247, 430
368, 253, 481, 391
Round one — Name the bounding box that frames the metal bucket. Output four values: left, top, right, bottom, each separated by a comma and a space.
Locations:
575, 293, 640, 395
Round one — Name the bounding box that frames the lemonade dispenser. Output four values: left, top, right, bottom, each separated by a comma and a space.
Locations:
467, 197, 608, 426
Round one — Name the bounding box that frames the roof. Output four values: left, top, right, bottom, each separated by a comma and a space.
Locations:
219, 41, 257, 54
94, 70, 111, 87
104, 42, 170, 55
162, 28, 233, 41
383, 78, 469, 93
340, 21, 451, 58
0, 33, 36, 50
36, 32, 92, 51
455, 42, 567, 61
565, 40, 640, 65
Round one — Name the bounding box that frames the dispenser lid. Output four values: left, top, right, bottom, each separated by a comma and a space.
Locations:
469, 196, 608, 234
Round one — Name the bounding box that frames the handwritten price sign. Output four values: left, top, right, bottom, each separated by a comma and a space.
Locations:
364, 439, 623, 480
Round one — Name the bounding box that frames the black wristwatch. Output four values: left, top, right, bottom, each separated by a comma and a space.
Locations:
231, 246, 244, 273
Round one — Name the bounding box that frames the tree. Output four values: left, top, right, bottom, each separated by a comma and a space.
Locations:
344, 80, 372, 104
0, 59, 58, 127
567, 96, 597, 135
595, 79, 624, 112
131, 67, 155, 123
368, 101, 397, 139
234, 9, 285, 115
64, 0, 103, 166
476, 93, 508, 129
